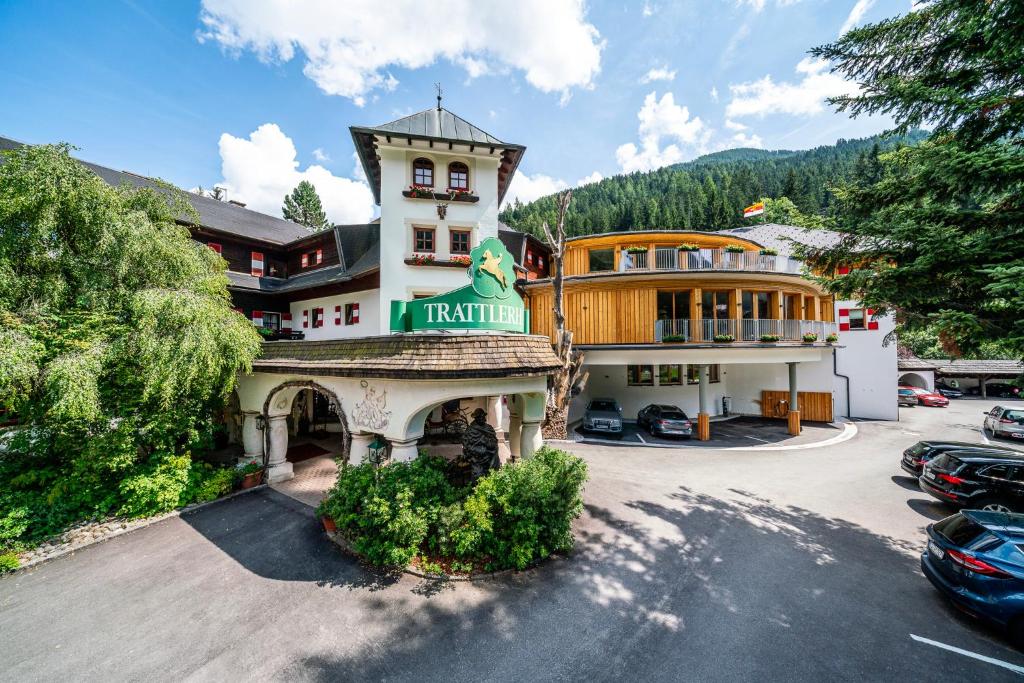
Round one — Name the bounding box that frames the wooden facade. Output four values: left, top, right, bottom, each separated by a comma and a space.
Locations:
562, 231, 764, 276
760, 390, 834, 423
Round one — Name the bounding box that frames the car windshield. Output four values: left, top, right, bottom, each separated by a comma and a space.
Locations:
898, 389, 914, 396
908, 442, 928, 455
910, 388, 929, 395
1005, 410, 1024, 424
589, 400, 617, 412
935, 513, 987, 547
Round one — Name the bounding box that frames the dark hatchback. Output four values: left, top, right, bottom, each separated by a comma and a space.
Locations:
637, 404, 693, 438
922, 510, 1024, 644
901, 440, 1018, 477
920, 450, 1024, 512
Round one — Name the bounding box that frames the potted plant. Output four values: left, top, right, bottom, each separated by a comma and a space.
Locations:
315, 500, 337, 533
802, 332, 818, 343
406, 185, 434, 199
724, 244, 746, 253
826, 333, 839, 343
759, 247, 778, 256
410, 253, 436, 266
624, 245, 648, 254
677, 243, 699, 252
662, 333, 686, 342
760, 334, 781, 343
450, 254, 471, 266
237, 460, 264, 489
713, 333, 735, 343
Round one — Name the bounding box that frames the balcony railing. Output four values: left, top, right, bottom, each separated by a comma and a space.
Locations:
621, 247, 804, 274
654, 318, 839, 343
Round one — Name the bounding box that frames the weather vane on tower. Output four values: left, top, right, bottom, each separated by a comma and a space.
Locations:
435, 82, 443, 110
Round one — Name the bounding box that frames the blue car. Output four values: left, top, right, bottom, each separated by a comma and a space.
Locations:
922, 510, 1024, 645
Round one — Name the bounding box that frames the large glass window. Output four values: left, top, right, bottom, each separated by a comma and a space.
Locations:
589, 248, 615, 272
686, 364, 721, 384
627, 365, 654, 386
448, 162, 469, 190
742, 291, 771, 319
657, 291, 691, 320
658, 365, 682, 385
702, 291, 730, 319
413, 158, 434, 187
784, 293, 800, 320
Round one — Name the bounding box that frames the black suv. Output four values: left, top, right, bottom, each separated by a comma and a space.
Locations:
920, 450, 1024, 512
901, 440, 1018, 477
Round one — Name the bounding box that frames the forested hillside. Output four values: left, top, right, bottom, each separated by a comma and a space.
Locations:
499, 132, 927, 237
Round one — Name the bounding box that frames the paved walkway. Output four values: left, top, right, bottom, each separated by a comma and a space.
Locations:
271, 455, 338, 507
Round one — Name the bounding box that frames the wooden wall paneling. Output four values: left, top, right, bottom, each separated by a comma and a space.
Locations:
760, 390, 833, 422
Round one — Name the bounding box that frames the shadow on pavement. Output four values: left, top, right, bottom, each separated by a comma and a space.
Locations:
891, 474, 922, 491
907, 497, 955, 522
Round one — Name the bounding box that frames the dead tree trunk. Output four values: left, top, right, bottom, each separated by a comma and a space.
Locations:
541, 190, 588, 439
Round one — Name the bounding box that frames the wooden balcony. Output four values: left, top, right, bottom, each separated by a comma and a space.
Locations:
654, 319, 839, 343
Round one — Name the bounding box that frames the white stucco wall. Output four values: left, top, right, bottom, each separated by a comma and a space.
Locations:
724, 358, 836, 417
375, 143, 502, 328
833, 299, 899, 420
898, 370, 935, 391
289, 289, 381, 340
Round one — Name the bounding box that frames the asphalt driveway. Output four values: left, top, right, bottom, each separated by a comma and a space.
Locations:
575, 415, 841, 448
3, 400, 1024, 681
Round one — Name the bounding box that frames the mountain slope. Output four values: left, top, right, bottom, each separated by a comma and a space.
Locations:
499, 131, 927, 238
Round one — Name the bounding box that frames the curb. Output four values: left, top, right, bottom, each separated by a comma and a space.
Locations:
8, 485, 269, 575
566, 419, 859, 452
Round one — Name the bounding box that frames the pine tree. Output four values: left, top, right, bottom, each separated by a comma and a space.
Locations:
802, 0, 1024, 357
282, 180, 330, 232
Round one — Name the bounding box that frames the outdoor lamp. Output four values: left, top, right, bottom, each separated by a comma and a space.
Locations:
255, 414, 267, 431
368, 437, 388, 466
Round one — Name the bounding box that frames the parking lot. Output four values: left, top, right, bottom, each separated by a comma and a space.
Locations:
575, 414, 844, 448
4, 396, 1024, 681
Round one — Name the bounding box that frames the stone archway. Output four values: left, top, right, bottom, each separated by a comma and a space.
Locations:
899, 372, 929, 390
262, 380, 352, 483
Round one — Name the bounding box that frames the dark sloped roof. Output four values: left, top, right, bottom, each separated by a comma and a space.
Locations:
924, 359, 1024, 376
365, 108, 505, 145
350, 107, 525, 205
0, 135, 311, 245
253, 334, 560, 379
898, 358, 938, 371
714, 224, 844, 257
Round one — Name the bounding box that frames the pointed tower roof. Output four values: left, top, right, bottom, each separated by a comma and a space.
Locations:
350, 106, 525, 205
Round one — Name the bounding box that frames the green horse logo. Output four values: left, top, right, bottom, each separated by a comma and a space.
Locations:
469, 237, 516, 300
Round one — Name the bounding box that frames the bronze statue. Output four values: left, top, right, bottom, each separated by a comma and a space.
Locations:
460, 407, 500, 481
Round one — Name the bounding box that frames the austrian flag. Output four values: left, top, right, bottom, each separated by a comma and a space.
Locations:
743, 202, 765, 218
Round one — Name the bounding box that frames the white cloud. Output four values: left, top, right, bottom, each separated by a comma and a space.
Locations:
216, 123, 375, 224
730, 131, 764, 148
642, 1, 655, 16
351, 151, 367, 183
505, 173, 569, 206
312, 147, 330, 162
197, 0, 604, 104
724, 119, 748, 131
577, 171, 603, 186
641, 66, 676, 84
710, 86, 719, 102
839, 0, 875, 35
735, 0, 803, 11
725, 57, 859, 118
616, 91, 709, 173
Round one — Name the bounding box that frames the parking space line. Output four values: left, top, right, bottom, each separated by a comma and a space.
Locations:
744, 435, 769, 443
909, 634, 1024, 675
636, 432, 647, 444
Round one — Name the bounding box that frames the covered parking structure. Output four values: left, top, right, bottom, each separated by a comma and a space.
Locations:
927, 359, 1023, 398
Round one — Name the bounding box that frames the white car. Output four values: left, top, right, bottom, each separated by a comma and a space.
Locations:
984, 406, 1024, 441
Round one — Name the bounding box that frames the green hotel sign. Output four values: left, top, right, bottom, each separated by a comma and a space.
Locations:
390, 236, 529, 333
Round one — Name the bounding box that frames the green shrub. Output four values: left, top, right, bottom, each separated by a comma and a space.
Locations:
319, 447, 588, 572
0, 552, 19, 573
184, 464, 236, 504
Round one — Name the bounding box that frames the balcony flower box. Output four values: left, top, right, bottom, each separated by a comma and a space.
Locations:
624, 245, 648, 254
409, 253, 436, 266
724, 244, 746, 254
402, 187, 479, 203
826, 333, 839, 344
802, 332, 818, 343
759, 248, 778, 256
713, 334, 735, 343
677, 243, 700, 252
404, 255, 474, 268
450, 254, 471, 266
760, 334, 781, 343
662, 334, 687, 343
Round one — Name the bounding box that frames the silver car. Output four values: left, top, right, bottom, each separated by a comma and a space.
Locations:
582, 398, 623, 436
984, 406, 1024, 441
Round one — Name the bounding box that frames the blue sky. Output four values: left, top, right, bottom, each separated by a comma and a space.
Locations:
0, 0, 908, 223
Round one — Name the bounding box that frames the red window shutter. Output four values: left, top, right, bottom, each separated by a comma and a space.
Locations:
282, 312, 292, 332
208, 242, 222, 254
316, 307, 324, 328
867, 308, 879, 330
251, 251, 264, 277
316, 249, 323, 264
837, 308, 849, 317
352, 303, 360, 324
302, 253, 309, 268
839, 323, 851, 331
302, 310, 309, 329
334, 305, 342, 325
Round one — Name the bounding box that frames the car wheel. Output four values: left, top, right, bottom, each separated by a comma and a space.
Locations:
976, 497, 1016, 514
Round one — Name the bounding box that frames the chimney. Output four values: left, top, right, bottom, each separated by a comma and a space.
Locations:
228, 199, 247, 208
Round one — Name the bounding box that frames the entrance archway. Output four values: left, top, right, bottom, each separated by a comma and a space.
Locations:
899, 372, 929, 390
262, 381, 351, 483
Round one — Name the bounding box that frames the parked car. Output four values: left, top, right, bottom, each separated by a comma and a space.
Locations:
919, 449, 1024, 512
985, 406, 1024, 441
637, 404, 693, 438
921, 510, 1024, 646
901, 440, 1019, 477
899, 385, 949, 407
897, 388, 918, 407
967, 383, 1023, 398
582, 398, 623, 437
935, 384, 964, 399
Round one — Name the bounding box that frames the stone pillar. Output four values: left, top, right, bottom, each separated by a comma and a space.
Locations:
520, 420, 543, 459
697, 363, 711, 441
486, 396, 504, 436
266, 415, 293, 483
349, 432, 373, 466
787, 361, 801, 436
390, 438, 420, 463
240, 411, 264, 465
508, 398, 523, 460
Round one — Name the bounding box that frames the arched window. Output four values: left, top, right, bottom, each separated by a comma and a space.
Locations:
412, 158, 434, 187
448, 162, 469, 191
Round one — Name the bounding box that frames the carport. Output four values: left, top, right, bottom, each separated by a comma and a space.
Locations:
926, 359, 1024, 398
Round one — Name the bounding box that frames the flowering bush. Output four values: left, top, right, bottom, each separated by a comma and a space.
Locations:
802, 332, 819, 343
238, 460, 263, 476
826, 333, 839, 343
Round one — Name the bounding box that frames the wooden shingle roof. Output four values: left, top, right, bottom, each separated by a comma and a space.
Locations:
253, 334, 560, 379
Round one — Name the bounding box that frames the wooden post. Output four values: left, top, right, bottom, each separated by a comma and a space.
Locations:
697, 363, 711, 440
787, 409, 801, 436
697, 413, 711, 441
690, 287, 702, 342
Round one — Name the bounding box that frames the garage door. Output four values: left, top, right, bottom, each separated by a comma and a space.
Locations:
760, 390, 833, 423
